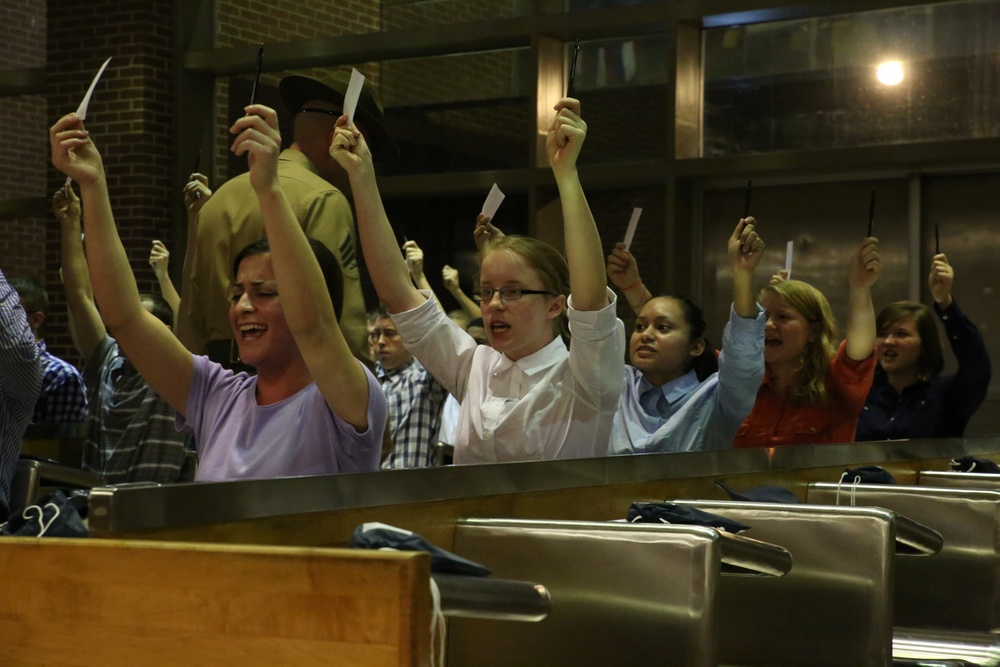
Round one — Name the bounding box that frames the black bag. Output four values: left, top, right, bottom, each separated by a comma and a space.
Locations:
350, 522, 491, 577
841, 465, 896, 485
627, 501, 750, 534
715, 479, 799, 504
950, 456, 1000, 474
0, 490, 87, 538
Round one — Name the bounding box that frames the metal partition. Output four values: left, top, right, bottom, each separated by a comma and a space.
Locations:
86, 437, 1000, 539
919, 470, 1000, 491
674, 500, 936, 666
446, 519, 789, 667
808, 482, 1000, 633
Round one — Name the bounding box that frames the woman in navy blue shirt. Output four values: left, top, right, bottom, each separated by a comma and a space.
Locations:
857, 253, 990, 440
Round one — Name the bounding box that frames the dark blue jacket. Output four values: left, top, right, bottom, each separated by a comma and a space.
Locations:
857, 300, 991, 441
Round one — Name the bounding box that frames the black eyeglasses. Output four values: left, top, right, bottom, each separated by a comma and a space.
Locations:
471, 287, 553, 303
298, 107, 343, 117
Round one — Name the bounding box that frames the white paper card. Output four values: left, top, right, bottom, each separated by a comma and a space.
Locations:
67, 57, 112, 186
76, 57, 112, 120
344, 68, 365, 125
623, 207, 643, 251
481, 183, 505, 219
785, 240, 794, 279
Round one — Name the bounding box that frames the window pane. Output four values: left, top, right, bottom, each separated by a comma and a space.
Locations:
704, 0, 1000, 155
383, 0, 528, 29
700, 181, 909, 345
381, 50, 533, 174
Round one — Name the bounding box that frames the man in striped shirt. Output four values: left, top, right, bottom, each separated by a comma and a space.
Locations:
0, 269, 43, 517
55, 187, 193, 483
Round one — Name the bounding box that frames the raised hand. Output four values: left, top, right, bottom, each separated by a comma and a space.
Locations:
149, 240, 170, 278
53, 185, 82, 227
442, 265, 459, 291
50, 113, 104, 186
473, 213, 504, 251
728, 217, 765, 276
229, 104, 282, 193
769, 269, 789, 286
403, 240, 424, 279
545, 98, 586, 177
328, 115, 371, 175
928, 253, 954, 307
184, 173, 212, 216
848, 237, 882, 291
605, 242, 640, 292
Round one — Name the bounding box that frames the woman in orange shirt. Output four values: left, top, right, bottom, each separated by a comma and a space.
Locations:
733, 236, 882, 447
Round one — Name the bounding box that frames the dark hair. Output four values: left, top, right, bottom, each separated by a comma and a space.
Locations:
659, 294, 718, 381
10, 277, 48, 337
467, 317, 484, 330
9, 277, 48, 316
139, 293, 173, 328
876, 301, 944, 381
233, 237, 344, 317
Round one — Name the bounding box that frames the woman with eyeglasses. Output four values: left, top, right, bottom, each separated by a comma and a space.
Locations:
331, 98, 625, 463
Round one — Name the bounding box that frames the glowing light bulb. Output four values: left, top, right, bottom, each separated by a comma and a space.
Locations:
876, 61, 904, 86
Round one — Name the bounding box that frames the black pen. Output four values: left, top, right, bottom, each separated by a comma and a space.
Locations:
192, 149, 201, 175
566, 39, 581, 98
248, 43, 264, 107
935, 223, 940, 255
743, 179, 752, 220
867, 190, 876, 238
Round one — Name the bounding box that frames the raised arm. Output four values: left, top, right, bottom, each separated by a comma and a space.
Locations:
50, 113, 193, 414
54, 185, 106, 361
330, 116, 425, 314
404, 240, 445, 314
727, 217, 765, 318
606, 242, 652, 315
928, 252, 953, 310
546, 98, 606, 311
442, 264, 482, 320
149, 239, 180, 324
232, 104, 371, 430
845, 236, 881, 361
175, 172, 212, 353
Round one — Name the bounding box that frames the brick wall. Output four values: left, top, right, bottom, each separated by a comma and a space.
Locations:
43, 0, 174, 364
212, 0, 382, 183
0, 1, 47, 281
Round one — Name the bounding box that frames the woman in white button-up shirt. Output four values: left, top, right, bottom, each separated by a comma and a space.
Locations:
331, 98, 625, 463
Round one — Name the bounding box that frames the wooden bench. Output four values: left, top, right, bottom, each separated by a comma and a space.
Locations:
0, 539, 430, 666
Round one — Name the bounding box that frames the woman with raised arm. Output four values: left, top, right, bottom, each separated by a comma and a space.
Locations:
857, 253, 990, 440
332, 98, 624, 463
49, 106, 385, 481
734, 237, 882, 447
606, 218, 766, 454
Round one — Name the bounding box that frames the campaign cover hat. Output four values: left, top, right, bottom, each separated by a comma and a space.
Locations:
279, 72, 399, 161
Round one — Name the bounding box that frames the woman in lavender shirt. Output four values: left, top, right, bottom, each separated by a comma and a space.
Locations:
50, 105, 385, 481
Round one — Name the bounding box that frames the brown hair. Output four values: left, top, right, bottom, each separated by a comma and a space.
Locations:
876, 302, 944, 380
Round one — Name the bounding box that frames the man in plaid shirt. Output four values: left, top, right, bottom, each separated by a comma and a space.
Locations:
371, 307, 447, 469
10, 277, 88, 424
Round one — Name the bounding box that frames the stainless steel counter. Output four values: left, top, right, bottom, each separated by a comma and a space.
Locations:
87, 436, 1000, 537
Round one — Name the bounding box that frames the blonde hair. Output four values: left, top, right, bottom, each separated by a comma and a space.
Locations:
476, 235, 570, 343
761, 279, 838, 406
